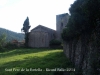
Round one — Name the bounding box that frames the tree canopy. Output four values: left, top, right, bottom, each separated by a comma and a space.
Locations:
21, 17, 31, 34
62, 0, 100, 41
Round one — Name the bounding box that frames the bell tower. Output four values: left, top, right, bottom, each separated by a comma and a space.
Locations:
56, 13, 69, 40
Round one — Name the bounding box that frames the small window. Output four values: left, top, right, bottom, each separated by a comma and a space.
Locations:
61, 22, 63, 29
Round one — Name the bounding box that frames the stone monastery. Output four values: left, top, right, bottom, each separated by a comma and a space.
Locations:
28, 13, 69, 48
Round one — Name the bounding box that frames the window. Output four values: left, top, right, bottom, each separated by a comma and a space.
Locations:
61, 22, 63, 29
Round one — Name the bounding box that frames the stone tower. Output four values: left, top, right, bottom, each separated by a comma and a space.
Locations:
56, 13, 69, 40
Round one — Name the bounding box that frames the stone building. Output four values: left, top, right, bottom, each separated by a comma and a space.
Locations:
28, 25, 56, 48
56, 13, 69, 40
28, 13, 69, 48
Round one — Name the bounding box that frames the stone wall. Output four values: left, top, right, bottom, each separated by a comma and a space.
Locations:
28, 31, 49, 48
63, 33, 100, 75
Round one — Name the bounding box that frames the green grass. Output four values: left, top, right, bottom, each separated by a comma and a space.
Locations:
0, 48, 74, 75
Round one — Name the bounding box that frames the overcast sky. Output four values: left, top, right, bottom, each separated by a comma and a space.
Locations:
0, 0, 75, 33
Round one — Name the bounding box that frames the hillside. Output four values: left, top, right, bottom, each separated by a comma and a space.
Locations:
0, 28, 24, 42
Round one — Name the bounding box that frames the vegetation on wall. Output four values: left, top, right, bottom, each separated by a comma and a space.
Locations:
62, 0, 100, 75
62, 0, 100, 41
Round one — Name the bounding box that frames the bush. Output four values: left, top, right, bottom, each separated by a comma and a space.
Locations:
49, 39, 61, 46
5, 42, 18, 49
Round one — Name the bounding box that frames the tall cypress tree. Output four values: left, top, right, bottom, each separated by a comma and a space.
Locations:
21, 17, 31, 47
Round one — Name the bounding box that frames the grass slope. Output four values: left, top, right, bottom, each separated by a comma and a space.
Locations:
0, 48, 74, 75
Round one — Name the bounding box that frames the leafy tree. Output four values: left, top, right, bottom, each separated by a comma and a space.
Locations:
62, 0, 100, 41
21, 17, 31, 47
0, 33, 6, 50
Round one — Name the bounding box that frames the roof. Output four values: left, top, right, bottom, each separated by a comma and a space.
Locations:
56, 13, 69, 18
31, 25, 56, 32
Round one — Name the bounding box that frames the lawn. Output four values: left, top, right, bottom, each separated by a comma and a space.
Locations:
0, 48, 74, 75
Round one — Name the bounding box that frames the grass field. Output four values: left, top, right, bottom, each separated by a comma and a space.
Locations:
0, 48, 74, 75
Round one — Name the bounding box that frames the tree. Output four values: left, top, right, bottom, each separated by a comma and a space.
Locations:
21, 17, 31, 47
0, 33, 6, 50
62, 0, 100, 75
21, 17, 31, 34
62, 0, 100, 41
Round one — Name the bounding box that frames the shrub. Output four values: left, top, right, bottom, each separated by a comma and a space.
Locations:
5, 42, 18, 49
49, 39, 61, 46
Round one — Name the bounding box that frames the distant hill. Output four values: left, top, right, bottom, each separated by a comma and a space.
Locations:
0, 28, 24, 42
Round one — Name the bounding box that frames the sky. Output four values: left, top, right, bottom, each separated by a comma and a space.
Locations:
0, 0, 75, 33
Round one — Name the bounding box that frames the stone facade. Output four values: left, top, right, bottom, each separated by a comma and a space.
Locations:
28, 25, 56, 48
28, 13, 69, 48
